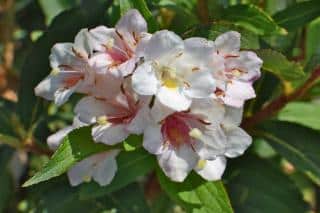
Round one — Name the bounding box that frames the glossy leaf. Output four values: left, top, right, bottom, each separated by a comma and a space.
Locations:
278, 102, 320, 130
306, 17, 320, 61
273, 0, 320, 31
259, 121, 320, 181
23, 126, 113, 187
256, 49, 305, 81
157, 170, 233, 213
222, 4, 287, 36
226, 155, 309, 213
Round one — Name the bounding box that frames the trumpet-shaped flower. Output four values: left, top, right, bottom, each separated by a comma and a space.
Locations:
35, 29, 96, 106
132, 31, 216, 111
47, 125, 120, 186
211, 31, 263, 108
75, 85, 150, 145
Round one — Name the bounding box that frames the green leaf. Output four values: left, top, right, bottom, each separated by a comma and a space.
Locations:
226, 154, 309, 213
306, 17, 320, 62
123, 135, 143, 151
23, 126, 112, 187
256, 49, 305, 81
38, 0, 80, 25
79, 148, 156, 199
259, 121, 320, 181
273, 0, 320, 31
222, 4, 287, 36
278, 102, 320, 130
157, 170, 233, 213
119, 0, 159, 32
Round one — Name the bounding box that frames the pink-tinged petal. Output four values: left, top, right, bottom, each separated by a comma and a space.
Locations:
92, 71, 123, 100
126, 105, 150, 135
92, 124, 129, 145
92, 150, 119, 186
215, 31, 240, 55
117, 58, 136, 76
157, 145, 198, 182
47, 126, 74, 150
116, 9, 147, 46
89, 26, 117, 52
88, 53, 114, 72
143, 30, 184, 61
184, 71, 216, 99
194, 157, 226, 181
132, 61, 159, 96
143, 125, 164, 155
225, 51, 262, 82
74, 96, 106, 124
157, 87, 191, 111
192, 125, 227, 160
223, 81, 256, 108
224, 126, 252, 158
135, 32, 152, 57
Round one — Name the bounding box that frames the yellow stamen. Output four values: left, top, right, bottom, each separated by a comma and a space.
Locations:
196, 159, 207, 170
97, 115, 108, 125
189, 128, 203, 140
105, 38, 114, 50
82, 175, 92, 183
232, 69, 242, 77
50, 68, 60, 76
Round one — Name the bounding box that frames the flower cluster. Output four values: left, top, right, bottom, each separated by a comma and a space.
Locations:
36, 9, 262, 186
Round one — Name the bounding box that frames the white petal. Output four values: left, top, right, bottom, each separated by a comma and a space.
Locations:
92, 124, 129, 145
117, 58, 136, 76
74, 28, 93, 58
67, 157, 94, 186
74, 96, 106, 124
47, 126, 74, 150
190, 99, 225, 126
158, 145, 198, 182
157, 87, 191, 111
92, 150, 119, 186
49, 43, 81, 68
193, 125, 227, 160
224, 126, 252, 158
150, 98, 175, 122
184, 37, 214, 63
54, 81, 81, 106
143, 125, 164, 155
225, 51, 262, 82
135, 32, 152, 57
223, 106, 243, 126
184, 71, 216, 98
132, 61, 159, 96
194, 157, 226, 181
144, 30, 184, 61
215, 31, 240, 55
223, 81, 256, 108
126, 105, 150, 134
116, 9, 147, 40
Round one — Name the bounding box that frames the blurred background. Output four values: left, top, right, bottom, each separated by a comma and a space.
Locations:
0, 0, 319, 212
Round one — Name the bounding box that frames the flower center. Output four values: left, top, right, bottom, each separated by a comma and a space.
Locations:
160, 66, 180, 89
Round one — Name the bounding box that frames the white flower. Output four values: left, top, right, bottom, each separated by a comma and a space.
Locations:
47, 125, 120, 187
67, 150, 119, 186
132, 30, 216, 111
89, 9, 151, 78
75, 85, 150, 145
211, 31, 263, 108
143, 98, 227, 181
35, 29, 96, 106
